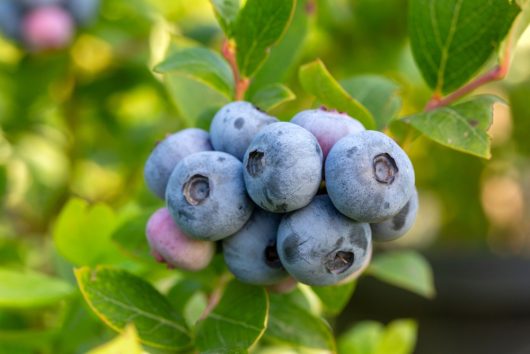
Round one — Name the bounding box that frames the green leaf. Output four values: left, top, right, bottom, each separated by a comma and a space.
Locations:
341, 75, 402, 130
266, 293, 336, 351
155, 47, 234, 99
235, 0, 296, 77
299, 60, 376, 129
0, 268, 74, 308
311, 281, 356, 316
75, 267, 192, 351
164, 74, 230, 129
404, 95, 501, 159
338, 321, 384, 354
250, 83, 296, 111
210, 0, 240, 37
53, 199, 127, 266
409, 0, 520, 94
111, 208, 157, 263
367, 251, 435, 299
196, 280, 268, 354
248, 0, 310, 94
87, 325, 143, 354
374, 319, 417, 354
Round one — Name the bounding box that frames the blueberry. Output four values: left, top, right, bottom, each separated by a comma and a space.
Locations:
243, 122, 323, 213
21, 5, 74, 51
0, 1, 22, 41
65, 0, 99, 25
223, 209, 288, 285
166, 151, 254, 241
291, 107, 365, 159
277, 195, 372, 286
326, 131, 415, 223
146, 208, 214, 271
371, 188, 418, 242
210, 101, 278, 160
144, 128, 212, 199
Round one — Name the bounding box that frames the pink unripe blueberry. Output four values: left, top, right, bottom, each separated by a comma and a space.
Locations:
146, 208, 214, 271
291, 108, 365, 159
22, 5, 74, 51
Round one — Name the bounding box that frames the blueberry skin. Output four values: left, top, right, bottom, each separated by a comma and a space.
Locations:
243, 122, 323, 213
291, 108, 365, 159
166, 151, 254, 241
210, 101, 278, 160
65, 0, 99, 25
326, 131, 415, 223
146, 208, 214, 271
144, 128, 212, 199
371, 188, 418, 242
223, 209, 288, 285
277, 196, 372, 286
0, 1, 22, 40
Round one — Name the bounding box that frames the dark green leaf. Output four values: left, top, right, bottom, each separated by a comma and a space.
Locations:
155, 47, 234, 99
409, 0, 520, 94
0, 268, 74, 308
250, 83, 295, 111
248, 0, 310, 94
75, 267, 192, 351
367, 251, 435, 299
195, 280, 268, 353
311, 281, 356, 316
235, 0, 296, 77
53, 199, 128, 266
210, 0, 240, 36
404, 95, 501, 158
338, 321, 384, 354
341, 75, 402, 130
299, 60, 376, 129
266, 293, 336, 351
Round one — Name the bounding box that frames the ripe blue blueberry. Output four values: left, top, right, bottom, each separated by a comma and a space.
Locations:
0, 1, 22, 41
371, 188, 418, 242
326, 130, 415, 223
144, 128, 212, 199
146, 208, 214, 271
243, 122, 323, 213
210, 101, 278, 160
166, 151, 254, 241
223, 209, 288, 285
277, 195, 372, 286
291, 107, 365, 159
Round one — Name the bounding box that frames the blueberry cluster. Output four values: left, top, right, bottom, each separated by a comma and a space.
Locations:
0, 0, 99, 51
144, 102, 417, 287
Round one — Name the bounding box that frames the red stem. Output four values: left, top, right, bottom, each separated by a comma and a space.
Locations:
222, 39, 250, 101
424, 23, 515, 111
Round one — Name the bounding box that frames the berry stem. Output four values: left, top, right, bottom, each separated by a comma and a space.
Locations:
424, 21, 515, 111
222, 39, 250, 101
199, 272, 232, 320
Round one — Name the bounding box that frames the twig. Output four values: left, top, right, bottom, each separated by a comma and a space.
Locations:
424, 21, 515, 111
222, 39, 250, 101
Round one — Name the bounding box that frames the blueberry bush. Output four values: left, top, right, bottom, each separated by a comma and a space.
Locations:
0, 0, 529, 353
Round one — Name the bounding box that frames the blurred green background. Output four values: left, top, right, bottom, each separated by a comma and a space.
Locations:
1, 0, 530, 353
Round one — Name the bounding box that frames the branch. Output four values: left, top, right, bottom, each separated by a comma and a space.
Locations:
199, 273, 231, 320
424, 23, 515, 111
222, 39, 250, 101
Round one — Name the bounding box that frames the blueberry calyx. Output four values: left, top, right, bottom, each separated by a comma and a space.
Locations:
183, 174, 210, 205
325, 250, 354, 274
247, 150, 265, 177
373, 153, 398, 184
264, 241, 282, 269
